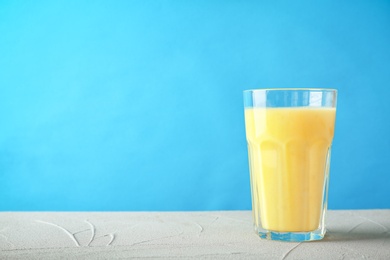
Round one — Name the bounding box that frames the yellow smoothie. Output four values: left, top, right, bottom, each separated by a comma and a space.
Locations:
245, 107, 336, 232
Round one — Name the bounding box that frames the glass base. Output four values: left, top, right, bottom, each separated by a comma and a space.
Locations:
257, 229, 325, 242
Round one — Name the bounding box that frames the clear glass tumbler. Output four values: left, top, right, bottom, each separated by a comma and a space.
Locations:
243, 88, 337, 242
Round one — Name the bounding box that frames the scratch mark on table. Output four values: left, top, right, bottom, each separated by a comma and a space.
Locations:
210, 216, 219, 225
359, 216, 390, 233
281, 242, 302, 260
193, 222, 204, 234
347, 221, 367, 234
35, 220, 80, 247
73, 229, 90, 235
85, 219, 95, 246
130, 230, 184, 247
35, 219, 115, 247
105, 233, 115, 246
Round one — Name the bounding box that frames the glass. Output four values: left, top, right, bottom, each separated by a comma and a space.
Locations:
243, 88, 337, 242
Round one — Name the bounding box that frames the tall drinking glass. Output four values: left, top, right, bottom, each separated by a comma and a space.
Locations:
243, 88, 337, 242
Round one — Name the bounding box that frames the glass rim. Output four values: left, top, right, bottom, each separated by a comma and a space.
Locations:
243, 88, 337, 93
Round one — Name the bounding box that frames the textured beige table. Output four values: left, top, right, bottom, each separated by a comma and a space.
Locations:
1, 210, 389, 259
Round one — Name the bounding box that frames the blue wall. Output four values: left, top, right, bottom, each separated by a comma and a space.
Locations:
1, 0, 389, 211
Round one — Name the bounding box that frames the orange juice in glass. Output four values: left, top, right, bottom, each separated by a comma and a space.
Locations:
244, 89, 337, 241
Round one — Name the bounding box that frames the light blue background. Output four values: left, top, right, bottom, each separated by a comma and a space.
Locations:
1, 0, 389, 211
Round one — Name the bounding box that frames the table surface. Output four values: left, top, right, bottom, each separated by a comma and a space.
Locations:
1, 210, 389, 259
